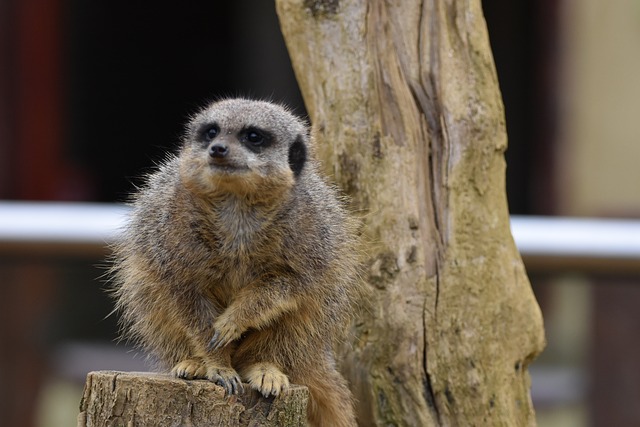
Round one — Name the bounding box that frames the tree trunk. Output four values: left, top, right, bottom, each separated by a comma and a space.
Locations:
77, 371, 308, 427
275, 1, 546, 426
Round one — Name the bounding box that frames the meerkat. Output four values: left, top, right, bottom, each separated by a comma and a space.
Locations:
110, 98, 361, 427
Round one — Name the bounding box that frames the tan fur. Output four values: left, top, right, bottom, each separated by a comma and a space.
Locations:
110, 98, 361, 427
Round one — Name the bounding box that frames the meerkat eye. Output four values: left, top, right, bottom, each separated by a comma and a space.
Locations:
246, 129, 265, 146
204, 125, 219, 141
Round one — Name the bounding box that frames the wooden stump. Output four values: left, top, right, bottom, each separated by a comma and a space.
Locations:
78, 371, 309, 427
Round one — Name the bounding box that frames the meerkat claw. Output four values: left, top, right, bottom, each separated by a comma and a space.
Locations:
207, 330, 230, 351
207, 331, 222, 351
231, 376, 244, 394
208, 317, 242, 351
214, 378, 232, 395
208, 367, 244, 395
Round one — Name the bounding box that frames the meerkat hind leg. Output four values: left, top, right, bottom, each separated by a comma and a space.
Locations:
241, 362, 290, 397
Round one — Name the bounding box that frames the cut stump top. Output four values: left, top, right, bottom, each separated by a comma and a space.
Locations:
78, 370, 309, 427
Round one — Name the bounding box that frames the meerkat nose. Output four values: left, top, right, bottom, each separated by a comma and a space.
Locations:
209, 143, 229, 159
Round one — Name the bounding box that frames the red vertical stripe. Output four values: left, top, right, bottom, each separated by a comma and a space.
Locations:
15, 0, 64, 200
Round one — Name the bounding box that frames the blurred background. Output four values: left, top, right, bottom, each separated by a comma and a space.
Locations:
0, 0, 639, 426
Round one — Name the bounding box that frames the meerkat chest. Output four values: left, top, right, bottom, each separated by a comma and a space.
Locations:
211, 200, 279, 252
205, 242, 275, 305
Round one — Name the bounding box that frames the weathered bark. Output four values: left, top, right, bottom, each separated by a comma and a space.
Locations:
78, 371, 308, 427
276, 1, 546, 426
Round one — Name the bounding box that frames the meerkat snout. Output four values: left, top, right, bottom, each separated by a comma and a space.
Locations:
208, 142, 229, 159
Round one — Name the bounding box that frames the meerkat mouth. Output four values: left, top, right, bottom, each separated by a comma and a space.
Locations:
208, 162, 250, 174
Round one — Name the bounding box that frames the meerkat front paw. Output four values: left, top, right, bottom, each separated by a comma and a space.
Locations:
208, 313, 244, 351
241, 362, 290, 397
171, 358, 207, 379
207, 365, 244, 395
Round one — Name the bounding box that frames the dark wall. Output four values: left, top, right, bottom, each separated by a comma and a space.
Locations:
65, 1, 304, 201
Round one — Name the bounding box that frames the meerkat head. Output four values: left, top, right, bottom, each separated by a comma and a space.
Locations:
179, 98, 309, 201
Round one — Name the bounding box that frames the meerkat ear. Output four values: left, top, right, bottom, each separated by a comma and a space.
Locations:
288, 136, 307, 178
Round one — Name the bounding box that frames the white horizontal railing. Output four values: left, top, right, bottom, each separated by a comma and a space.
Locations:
0, 201, 639, 273
0, 201, 127, 256
510, 215, 640, 273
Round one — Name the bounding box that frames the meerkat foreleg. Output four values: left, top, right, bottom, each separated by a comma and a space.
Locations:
157, 303, 243, 395
207, 279, 300, 350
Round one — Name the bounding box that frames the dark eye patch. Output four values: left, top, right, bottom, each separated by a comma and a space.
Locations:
246, 129, 265, 145
240, 127, 273, 152
288, 136, 307, 178
198, 123, 220, 143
